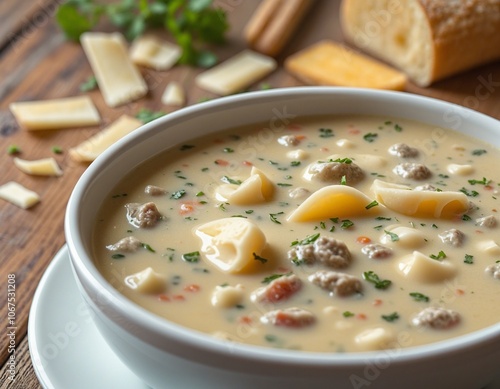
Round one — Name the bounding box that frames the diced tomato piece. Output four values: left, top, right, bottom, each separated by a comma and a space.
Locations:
184, 284, 200, 292
215, 159, 229, 166
259, 275, 302, 303
357, 236, 372, 244
158, 294, 170, 302
173, 294, 185, 301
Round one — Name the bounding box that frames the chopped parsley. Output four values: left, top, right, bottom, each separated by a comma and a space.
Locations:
468, 177, 490, 185
277, 183, 293, 187
291, 233, 320, 246
221, 176, 242, 185
381, 312, 400, 322
111, 253, 125, 259
170, 189, 186, 199
464, 254, 474, 264
365, 200, 379, 209
262, 273, 287, 284
383, 230, 399, 242
51, 145, 63, 154
290, 161, 301, 167
196, 191, 205, 197
135, 108, 166, 124
394, 123, 403, 132
7, 145, 21, 155
363, 132, 378, 143
331, 157, 352, 164
340, 219, 354, 229
182, 251, 200, 263
269, 212, 284, 224
223, 147, 234, 153
462, 214, 472, 221
319, 128, 334, 138
472, 149, 487, 156
430, 250, 447, 260
343, 311, 355, 318
340, 175, 347, 185
409, 292, 430, 302
363, 271, 392, 290
79, 75, 97, 92
142, 243, 156, 253
180, 144, 195, 151
253, 252, 268, 264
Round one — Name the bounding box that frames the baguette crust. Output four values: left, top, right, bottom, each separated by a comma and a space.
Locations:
341, 0, 500, 86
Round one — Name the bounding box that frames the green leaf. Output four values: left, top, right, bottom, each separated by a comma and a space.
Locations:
182, 251, 200, 262
135, 108, 166, 124
56, 3, 94, 41
189, 0, 213, 12
79, 75, 97, 92
381, 312, 399, 322
363, 271, 392, 290
409, 292, 430, 302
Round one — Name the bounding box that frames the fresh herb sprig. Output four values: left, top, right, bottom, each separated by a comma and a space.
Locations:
56, 0, 229, 67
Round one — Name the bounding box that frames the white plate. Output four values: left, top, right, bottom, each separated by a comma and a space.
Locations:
28, 245, 149, 389
29, 245, 500, 389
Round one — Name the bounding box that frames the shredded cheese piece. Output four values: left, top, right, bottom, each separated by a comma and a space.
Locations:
130, 35, 181, 70
0, 181, 40, 209
13, 157, 63, 176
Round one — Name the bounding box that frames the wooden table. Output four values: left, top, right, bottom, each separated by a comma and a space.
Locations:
1, 1, 499, 387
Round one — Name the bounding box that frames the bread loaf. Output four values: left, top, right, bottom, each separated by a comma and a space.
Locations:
341, 0, 500, 86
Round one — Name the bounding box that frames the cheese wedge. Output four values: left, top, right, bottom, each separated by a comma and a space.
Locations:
161, 82, 185, 106
130, 35, 181, 70
0, 181, 40, 209
284, 40, 407, 90
13, 157, 62, 176
69, 115, 142, 162
9, 96, 100, 130
81, 32, 148, 107
195, 50, 277, 95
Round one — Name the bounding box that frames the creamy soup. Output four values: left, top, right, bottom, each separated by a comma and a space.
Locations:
93, 115, 500, 353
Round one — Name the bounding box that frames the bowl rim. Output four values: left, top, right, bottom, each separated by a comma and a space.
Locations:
65, 86, 500, 367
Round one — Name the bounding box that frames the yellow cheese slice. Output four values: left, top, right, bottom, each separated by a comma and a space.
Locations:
130, 35, 181, 70
195, 50, 277, 95
9, 96, 100, 130
81, 32, 148, 107
284, 40, 407, 90
69, 115, 142, 162
13, 157, 62, 176
161, 82, 185, 106
0, 181, 40, 209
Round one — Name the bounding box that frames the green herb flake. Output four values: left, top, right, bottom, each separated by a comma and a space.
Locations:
430, 250, 447, 261
363, 271, 392, 290
291, 233, 321, 246
182, 251, 200, 263
319, 128, 334, 138
468, 177, 490, 185
196, 191, 205, 197
262, 273, 287, 284
340, 219, 354, 229
394, 124, 403, 132
409, 292, 430, 302
291, 161, 301, 167
269, 212, 284, 224
135, 108, 166, 124
51, 146, 63, 154
277, 183, 293, 187
381, 312, 400, 322
79, 75, 97, 92
7, 145, 21, 155
265, 334, 278, 342
111, 253, 125, 259
170, 189, 186, 199
141, 243, 156, 253
464, 254, 474, 264
462, 214, 472, 221
340, 175, 347, 185
221, 176, 242, 185
223, 147, 234, 153
384, 230, 399, 242
343, 311, 355, 318
180, 144, 195, 151
472, 149, 487, 156
363, 133, 378, 143
253, 252, 268, 264
365, 200, 379, 210
331, 157, 352, 164
460, 187, 480, 198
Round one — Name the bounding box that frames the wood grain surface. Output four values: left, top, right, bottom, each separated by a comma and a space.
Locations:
0, 0, 499, 388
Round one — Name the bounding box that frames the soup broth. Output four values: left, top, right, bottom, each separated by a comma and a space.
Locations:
93, 115, 500, 353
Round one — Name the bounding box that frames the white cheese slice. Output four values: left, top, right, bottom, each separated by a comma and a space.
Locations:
195, 50, 277, 95
130, 35, 181, 70
9, 96, 100, 130
69, 115, 142, 162
13, 157, 63, 176
81, 32, 148, 107
161, 82, 185, 106
0, 181, 40, 209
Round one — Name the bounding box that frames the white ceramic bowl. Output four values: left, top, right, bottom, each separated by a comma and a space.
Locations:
65, 87, 500, 389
